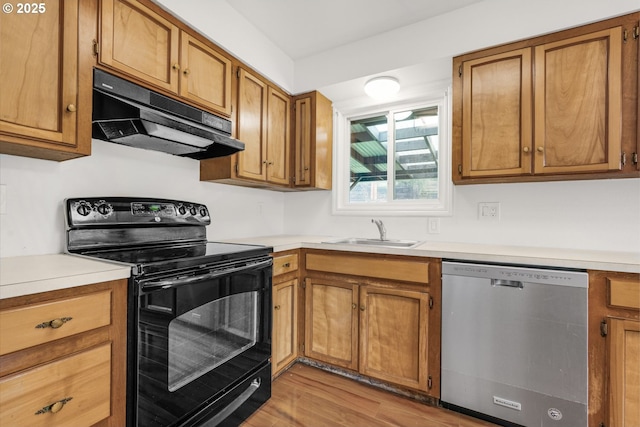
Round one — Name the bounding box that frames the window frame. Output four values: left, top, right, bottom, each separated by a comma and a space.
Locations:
332, 88, 453, 216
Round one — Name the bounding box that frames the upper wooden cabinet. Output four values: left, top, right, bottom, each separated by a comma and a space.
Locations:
453, 13, 639, 184
0, 0, 93, 161
200, 67, 293, 189
292, 91, 333, 190
99, 0, 232, 116
235, 67, 290, 185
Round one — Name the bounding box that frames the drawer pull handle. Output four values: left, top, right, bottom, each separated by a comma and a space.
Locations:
35, 317, 73, 329
35, 397, 73, 415
282, 262, 290, 268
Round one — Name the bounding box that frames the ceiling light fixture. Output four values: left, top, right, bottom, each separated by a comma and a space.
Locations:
364, 76, 400, 100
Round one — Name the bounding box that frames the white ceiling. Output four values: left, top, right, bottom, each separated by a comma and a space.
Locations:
224, 0, 483, 60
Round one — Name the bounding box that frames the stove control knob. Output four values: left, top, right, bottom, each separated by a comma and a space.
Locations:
96, 202, 113, 216
76, 202, 92, 216
178, 205, 187, 215
189, 206, 197, 215
199, 207, 208, 217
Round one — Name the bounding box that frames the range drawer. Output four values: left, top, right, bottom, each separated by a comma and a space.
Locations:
0, 291, 112, 356
273, 253, 299, 277
0, 343, 111, 427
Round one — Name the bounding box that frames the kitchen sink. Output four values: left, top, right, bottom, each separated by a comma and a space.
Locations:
324, 238, 423, 249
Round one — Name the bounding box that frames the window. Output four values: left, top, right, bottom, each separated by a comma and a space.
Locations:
333, 91, 452, 216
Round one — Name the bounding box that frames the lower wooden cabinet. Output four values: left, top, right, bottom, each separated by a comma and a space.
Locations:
304, 279, 359, 370
608, 318, 640, 427
0, 279, 127, 427
271, 250, 300, 377
272, 278, 299, 376
302, 250, 440, 396
359, 286, 429, 390
589, 270, 640, 427
0, 344, 111, 427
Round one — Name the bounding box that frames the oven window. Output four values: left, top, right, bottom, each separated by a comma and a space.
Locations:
167, 291, 258, 391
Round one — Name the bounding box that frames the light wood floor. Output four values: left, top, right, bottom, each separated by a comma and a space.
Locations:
242, 363, 498, 427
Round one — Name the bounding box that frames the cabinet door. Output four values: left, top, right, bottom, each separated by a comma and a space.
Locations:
304, 279, 358, 370
608, 318, 640, 427
359, 286, 429, 390
272, 279, 298, 376
236, 68, 267, 181
0, 0, 83, 154
100, 0, 180, 93
293, 91, 333, 189
534, 28, 622, 174
461, 48, 533, 177
180, 34, 232, 116
266, 87, 291, 185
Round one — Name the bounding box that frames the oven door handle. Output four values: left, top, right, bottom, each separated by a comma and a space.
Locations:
139, 258, 272, 292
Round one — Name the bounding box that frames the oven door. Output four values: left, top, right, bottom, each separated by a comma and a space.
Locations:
134, 256, 272, 427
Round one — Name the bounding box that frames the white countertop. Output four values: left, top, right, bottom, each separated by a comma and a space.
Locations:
225, 235, 640, 274
1, 237, 637, 300
0, 254, 131, 300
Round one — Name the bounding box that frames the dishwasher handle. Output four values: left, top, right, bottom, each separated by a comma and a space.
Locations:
491, 279, 524, 289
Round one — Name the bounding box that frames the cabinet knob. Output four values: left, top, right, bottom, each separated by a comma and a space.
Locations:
183, 68, 191, 76
35, 397, 73, 415
35, 317, 72, 329
523, 146, 530, 153
352, 303, 357, 310
537, 146, 544, 153
274, 305, 281, 310
66, 104, 76, 112
360, 305, 366, 311
172, 63, 181, 71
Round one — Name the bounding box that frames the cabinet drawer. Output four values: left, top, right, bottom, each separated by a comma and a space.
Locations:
0, 343, 111, 427
0, 291, 111, 356
273, 253, 299, 277
306, 253, 429, 284
608, 277, 640, 310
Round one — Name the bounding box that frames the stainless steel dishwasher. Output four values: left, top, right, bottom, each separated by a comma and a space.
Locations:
441, 261, 589, 427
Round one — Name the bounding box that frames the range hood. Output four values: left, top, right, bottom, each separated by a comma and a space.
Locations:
92, 69, 243, 159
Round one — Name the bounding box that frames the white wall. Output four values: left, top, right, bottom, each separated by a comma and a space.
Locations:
283, 179, 640, 253
0, 141, 285, 257
1, 0, 639, 258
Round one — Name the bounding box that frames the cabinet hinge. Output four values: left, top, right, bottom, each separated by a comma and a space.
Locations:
427, 375, 433, 389
633, 152, 638, 165
621, 152, 627, 167
300, 343, 305, 353
458, 65, 462, 78
633, 25, 639, 40
457, 164, 462, 174
600, 319, 608, 337
302, 278, 307, 289
429, 296, 434, 309
236, 67, 240, 79
92, 40, 100, 56
235, 163, 239, 174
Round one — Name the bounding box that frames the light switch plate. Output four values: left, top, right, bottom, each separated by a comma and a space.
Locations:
428, 218, 440, 234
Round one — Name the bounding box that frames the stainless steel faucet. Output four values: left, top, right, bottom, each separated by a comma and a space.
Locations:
371, 219, 387, 241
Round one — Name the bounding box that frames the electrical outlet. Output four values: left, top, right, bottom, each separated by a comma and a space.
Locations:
0, 184, 6, 215
478, 202, 500, 220
428, 218, 440, 234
